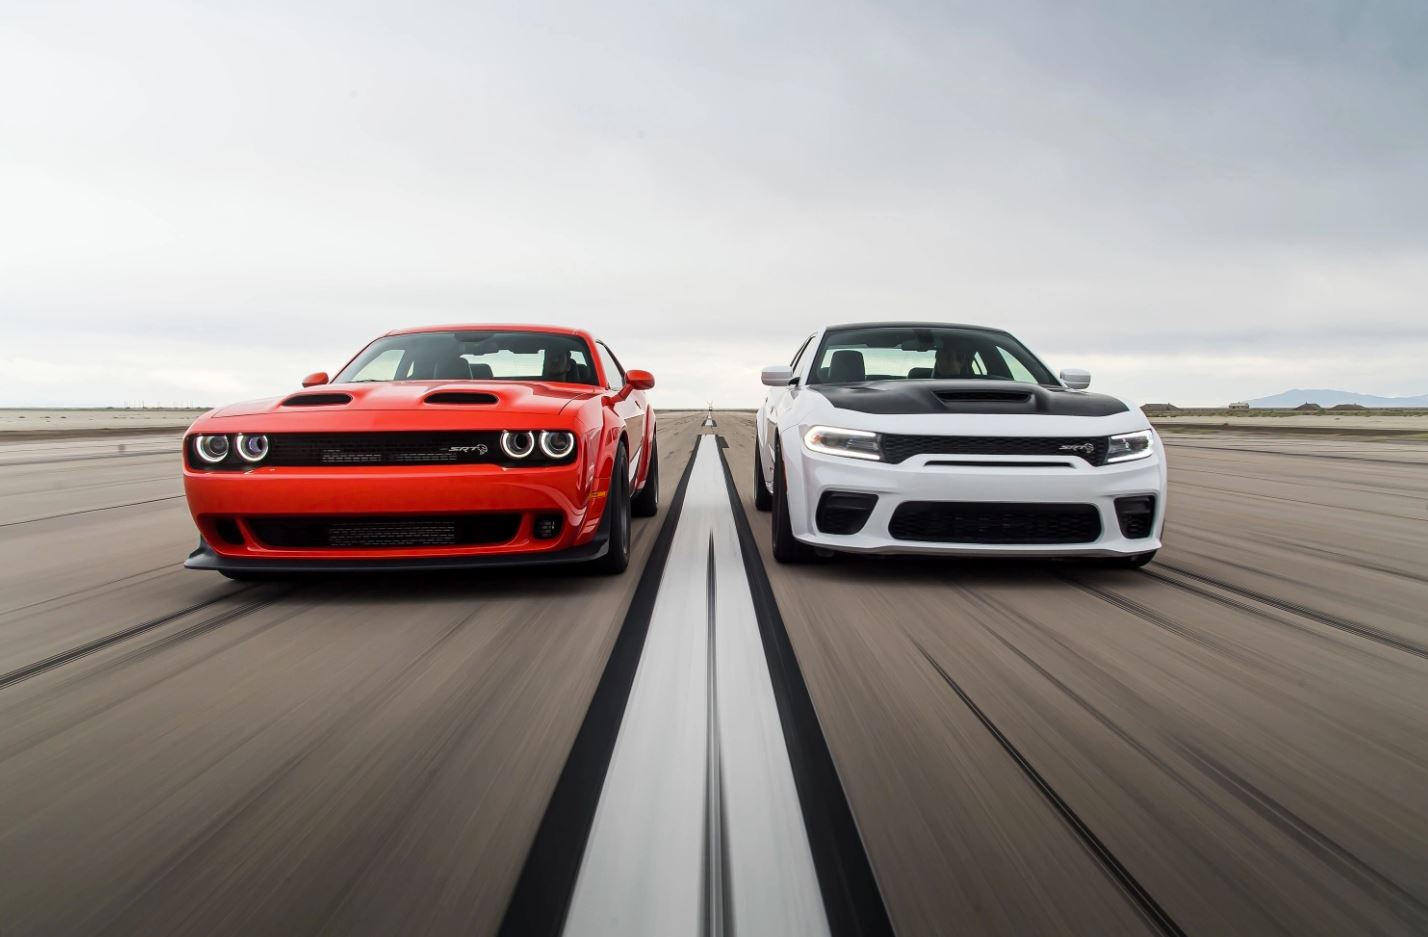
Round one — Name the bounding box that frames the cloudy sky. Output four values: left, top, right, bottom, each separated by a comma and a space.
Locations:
3, 0, 1425, 408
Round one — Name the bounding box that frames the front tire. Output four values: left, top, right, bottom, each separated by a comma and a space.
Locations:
631, 445, 660, 518
772, 441, 816, 564
753, 437, 772, 512
593, 446, 632, 574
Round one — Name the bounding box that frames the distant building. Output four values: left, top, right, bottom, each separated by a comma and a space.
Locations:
1294, 402, 1323, 411
1228, 401, 1249, 410
1330, 403, 1367, 410
1141, 403, 1178, 413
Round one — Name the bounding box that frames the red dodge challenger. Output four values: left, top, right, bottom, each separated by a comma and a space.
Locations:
182, 325, 657, 578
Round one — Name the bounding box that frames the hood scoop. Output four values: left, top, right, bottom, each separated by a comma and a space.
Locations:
813, 380, 1130, 416
281, 392, 353, 407
934, 390, 1033, 403
424, 391, 499, 405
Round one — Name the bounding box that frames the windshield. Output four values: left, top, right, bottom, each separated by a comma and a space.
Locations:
334, 330, 598, 385
806, 326, 1057, 385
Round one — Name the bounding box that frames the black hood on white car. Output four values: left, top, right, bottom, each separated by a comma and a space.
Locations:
808, 380, 1130, 416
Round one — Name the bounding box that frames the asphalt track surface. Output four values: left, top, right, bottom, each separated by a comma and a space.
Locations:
1, 412, 1425, 935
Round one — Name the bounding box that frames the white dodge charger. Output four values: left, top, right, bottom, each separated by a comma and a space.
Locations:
754, 323, 1166, 566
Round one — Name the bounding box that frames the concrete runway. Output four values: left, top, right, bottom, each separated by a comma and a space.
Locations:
1, 412, 1425, 935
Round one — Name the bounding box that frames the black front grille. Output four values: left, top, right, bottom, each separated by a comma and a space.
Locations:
260, 432, 570, 467
815, 491, 879, 535
248, 514, 521, 549
880, 434, 1109, 466
888, 502, 1102, 544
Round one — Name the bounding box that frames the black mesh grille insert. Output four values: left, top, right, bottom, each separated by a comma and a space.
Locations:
888, 502, 1102, 544
1115, 496, 1156, 539
247, 514, 521, 549
880, 435, 1109, 466
815, 491, 879, 535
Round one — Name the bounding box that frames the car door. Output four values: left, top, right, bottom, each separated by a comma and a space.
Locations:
596, 341, 645, 479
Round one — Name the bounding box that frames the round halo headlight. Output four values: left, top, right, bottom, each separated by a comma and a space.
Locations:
194, 434, 231, 464
501, 430, 536, 460
235, 433, 269, 463
539, 430, 575, 460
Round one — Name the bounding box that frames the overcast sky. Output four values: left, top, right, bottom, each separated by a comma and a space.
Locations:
3, 0, 1425, 408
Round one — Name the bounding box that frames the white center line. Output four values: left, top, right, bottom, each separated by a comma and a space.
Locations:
563, 435, 829, 937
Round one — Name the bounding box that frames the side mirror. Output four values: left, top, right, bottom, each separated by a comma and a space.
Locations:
1060, 368, 1091, 390
761, 365, 795, 387
626, 369, 655, 391
302, 371, 330, 388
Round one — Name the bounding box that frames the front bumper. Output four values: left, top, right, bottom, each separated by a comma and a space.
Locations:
183, 462, 608, 566
784, 445, 1166, 557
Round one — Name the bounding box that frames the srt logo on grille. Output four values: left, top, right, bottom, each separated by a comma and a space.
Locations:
447, 445, 489, 454
1058, 443, 1095, 454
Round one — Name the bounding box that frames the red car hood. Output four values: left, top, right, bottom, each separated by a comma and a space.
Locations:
210, 381, 601, 419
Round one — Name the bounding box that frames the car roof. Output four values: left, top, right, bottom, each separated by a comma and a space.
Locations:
823, 321, 1013, 334
385, 323, 592, 338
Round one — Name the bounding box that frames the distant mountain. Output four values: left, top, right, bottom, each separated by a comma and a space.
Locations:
1248, 388, 1428, 408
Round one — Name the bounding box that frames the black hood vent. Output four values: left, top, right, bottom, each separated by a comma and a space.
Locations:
812, 380, 1129, 416
934, 390, 1033, 403
424, 391, 499, 405
281, 393, 353, 407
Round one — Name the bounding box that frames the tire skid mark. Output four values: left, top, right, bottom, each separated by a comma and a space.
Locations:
1176, 740, 1428, 928
0, 592, 324, 764
1148, 564, 1428, 660
91, 600, 491, 934
912, 640, 1189, 937
0, 495, 186, 529
0, 562, 177, 618
1162, 441, 1428, 467
0, 588, 263, 691
957, 587, 1421, 935
1055, 573, 1271, 673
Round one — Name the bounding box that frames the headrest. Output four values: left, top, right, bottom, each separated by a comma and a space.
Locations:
908, 367, 933, 379
468, 362, 494, 379
829, 349, 866, 382
433, 355, 472, 380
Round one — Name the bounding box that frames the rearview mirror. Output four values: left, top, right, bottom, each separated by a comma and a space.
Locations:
302, 371, 330, 387
1060, 368, 1091, 390
761, 365, 795, 387
626, 369, 655, 391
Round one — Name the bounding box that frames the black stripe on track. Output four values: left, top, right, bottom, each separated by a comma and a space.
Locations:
713, 437, 895, 937
915, 644, 1188, 937
497, 435, 702, 937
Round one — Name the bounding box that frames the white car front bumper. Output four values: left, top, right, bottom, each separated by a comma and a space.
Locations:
783, 442, 1166, 558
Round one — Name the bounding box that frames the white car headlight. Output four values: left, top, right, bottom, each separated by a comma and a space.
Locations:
1106, 429, 1154, 463
804, 426, 883, 461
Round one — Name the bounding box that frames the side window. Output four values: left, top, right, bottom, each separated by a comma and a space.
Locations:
596, 342, 626, 391
351, 348, 404, 382
995, 346, 1037, 382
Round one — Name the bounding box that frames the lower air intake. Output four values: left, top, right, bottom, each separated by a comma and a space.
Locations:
248, 514, 521, 549
1114, 496, 1156, 539
889, 502, 1102, 544
816, 491, 879, 535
